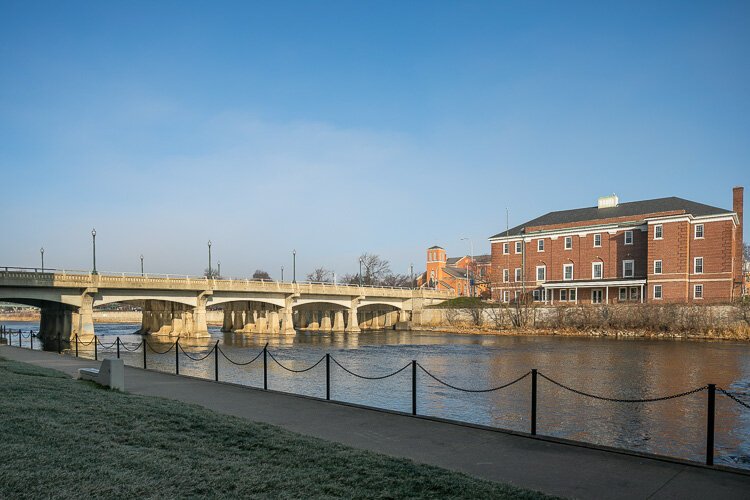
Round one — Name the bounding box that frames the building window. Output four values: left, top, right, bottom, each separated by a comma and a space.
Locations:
622, 260, 634, 278
503, 269, 509, 283
503, 290, 510, 303
560, 289, 568, 301
630, 287, 639, 300
694, 257, 703, 274
654, 285, 662, 300
654, 260, 662, 275
564, 236, 572, 250
515, 268, 522, 282
593, 233, 601, 247
569, 289, 577, 301
619, 287, 627, 301
654, 225, 663, 240
563, 263, 574, 281
592, 289, 603, 304
537, 239, 544, 252
592, 262, 603, 279
533, 289, 541, 301
695, 224, 704, 239
536, 265, 546, 281
694, 284, 703, 299
503, 243, 509, 255
515, 241, 522, 254
624, 230, 633, 245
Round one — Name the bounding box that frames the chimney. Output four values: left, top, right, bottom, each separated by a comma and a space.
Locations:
733, 186, 744, 297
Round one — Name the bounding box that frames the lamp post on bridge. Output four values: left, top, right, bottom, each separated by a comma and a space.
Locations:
410, 263, 413, 288
292, 250, 296, 284
40, 247, 44, 273
217, 261, 221, 279
281, 265, 284, 282
140, 254, 144, 276
91, 228, 98, 275
207, 240, 212, 278
359, 258, 363, 286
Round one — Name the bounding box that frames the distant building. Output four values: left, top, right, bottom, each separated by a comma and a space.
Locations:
417, 246, 491, 297
489, 187, 744, 304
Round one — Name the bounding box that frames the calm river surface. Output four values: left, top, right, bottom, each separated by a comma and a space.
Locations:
4, 320, 750, 469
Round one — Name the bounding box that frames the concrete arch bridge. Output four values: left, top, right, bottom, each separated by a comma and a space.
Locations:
0, 270, 452, 343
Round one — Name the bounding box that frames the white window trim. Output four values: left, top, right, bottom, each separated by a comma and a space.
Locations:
694, 257, 703, 274
514, 268, 522, 282
693, 284, 703, 299
503, 268, 509, 283
536, 265, 546, 282
569, 289, 577, 302
591, 261, 603, 279
624, 230, 633, 245
694, 224, 704, 239
564, 236, 572, 250
619, 287, 627, 301
563, 263, 574, 281
503, 290, 510, 303
622, 259, 635, 278
654, 225, 663, 240
653, 285, 662, 300
503, 243, 509, 255
537, 239, 545, 252
592, 289, 603, 304
560, 289, 568, 301
653, 260, 662, 275
515, 241, 522, 254
593, 234, 601, 248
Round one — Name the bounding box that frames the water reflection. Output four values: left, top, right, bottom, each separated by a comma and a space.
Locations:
3, 320, 749, 468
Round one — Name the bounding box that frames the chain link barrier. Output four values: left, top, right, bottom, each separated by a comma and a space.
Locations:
218, 346, 264, 366
76, 335, 96, 346
267, 350, 325, 373
177, 342, 217, 362
119, 340, 144, 352
330, 356, 410, 380
418, 364, 531, 393
539, 372, 707, 402
718, 388, 750, 410
96, 338, 118, 349
144, 341, 176, 355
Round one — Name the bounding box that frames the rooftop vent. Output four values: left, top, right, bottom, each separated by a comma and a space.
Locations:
597, 194, 619, 209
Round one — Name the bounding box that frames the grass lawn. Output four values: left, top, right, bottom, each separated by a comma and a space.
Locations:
0, 357, 555, 499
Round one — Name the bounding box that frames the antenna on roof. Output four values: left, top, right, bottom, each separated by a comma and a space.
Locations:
505, 207, 509, 237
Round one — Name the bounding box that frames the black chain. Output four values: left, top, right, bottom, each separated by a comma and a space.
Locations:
418, 364, 530, 393
267, 351, 325, 373
145, 341, 176, 355
178, 342, 216, 362
539, 372, 707, 402
218, 346, 264, 366
96, 338, 118, 349
718, 388, 750, 410
330, 356, 410, 380
76, 336, 96, 346
120, 340, 144, 352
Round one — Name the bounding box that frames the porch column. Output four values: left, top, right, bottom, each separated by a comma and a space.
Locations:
641, 284, 644, 303
575, 287, 578, 304
605, 287, 609, 304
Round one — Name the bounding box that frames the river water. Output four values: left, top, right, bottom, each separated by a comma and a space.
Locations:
3, 320, 750, 469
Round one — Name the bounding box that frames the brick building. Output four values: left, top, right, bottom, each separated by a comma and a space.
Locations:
489, 187, 744, 304
417, 246, 491, 297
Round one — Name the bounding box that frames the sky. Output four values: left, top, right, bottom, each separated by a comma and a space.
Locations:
1, 1, 748, 279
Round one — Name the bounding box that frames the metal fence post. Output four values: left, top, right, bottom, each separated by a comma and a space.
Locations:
412, 360, 417, 415
326, 353, 330, 401
175, 340, 179, 375
706, 384, 716, 465
30, 332, 33, 350
57, 332, 61, 354
94, 335, 98, 361
116, 337, 120, 359
531, 369, 538, 435
75, 335, 79, 357
263, 345, 268, 390
143, 340, 147, 369
214, 341, 219, 381
19, 330, 22, 347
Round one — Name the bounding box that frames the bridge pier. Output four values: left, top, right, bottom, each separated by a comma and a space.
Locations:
333, 310, 346, 333
345, 307, 361, 333
320, 310, 332, 332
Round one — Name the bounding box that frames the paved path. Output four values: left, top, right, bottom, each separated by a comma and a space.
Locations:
2, 345, 749, 499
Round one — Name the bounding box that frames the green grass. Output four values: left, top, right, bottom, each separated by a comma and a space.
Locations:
0, 357, 554, 499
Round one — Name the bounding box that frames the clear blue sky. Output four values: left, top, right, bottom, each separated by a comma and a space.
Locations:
1, 1, 748, 278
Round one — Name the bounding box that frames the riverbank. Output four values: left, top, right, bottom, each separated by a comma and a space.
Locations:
0, 354, 547, 499
3, 346, 749, 499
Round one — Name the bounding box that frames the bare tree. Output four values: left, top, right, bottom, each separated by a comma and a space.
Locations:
359, 253, 391, 285
306, 267, 333, 283
203, 268, 223, 279
340, 273, 360, 285
380, 273, 412, 287
252, 269, 271, 280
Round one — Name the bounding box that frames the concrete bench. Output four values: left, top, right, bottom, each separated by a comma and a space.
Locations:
78, 359, 125, 391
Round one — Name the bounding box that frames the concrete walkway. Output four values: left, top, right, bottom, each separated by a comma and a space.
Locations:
2, 345, 749, 499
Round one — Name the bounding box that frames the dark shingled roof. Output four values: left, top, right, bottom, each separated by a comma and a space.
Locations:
428, 245, 444, 250
442, 267, 468, 279
489, 197, 732, 239
446, 257, 462, 265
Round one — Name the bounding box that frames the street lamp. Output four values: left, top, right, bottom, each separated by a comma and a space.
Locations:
140, 254, 144, 276
292, 250, 296, 283
461, 237, 474, 297
40, 247, 44, 273
207, 240, 212, 278
359, 257, 363, 286
281, 265, 284, 282
410, 263, 413, 288
91, 228, 98, 275
217, 261, 221, 279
